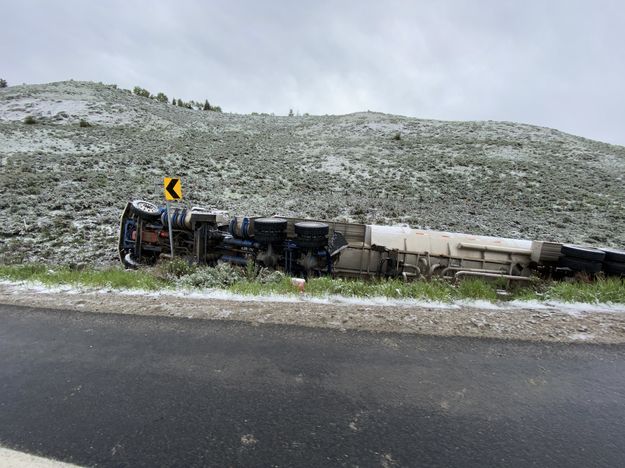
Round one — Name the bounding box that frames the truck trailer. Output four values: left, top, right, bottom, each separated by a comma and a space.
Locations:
119, 200, 625, 280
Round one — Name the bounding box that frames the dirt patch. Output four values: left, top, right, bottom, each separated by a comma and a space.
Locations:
2, 283, 625, 344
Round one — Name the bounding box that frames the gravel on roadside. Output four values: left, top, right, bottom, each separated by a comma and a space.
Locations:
2, 282, 625, 344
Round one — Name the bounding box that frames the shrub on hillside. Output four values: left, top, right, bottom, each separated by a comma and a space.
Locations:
79, 119, 92, 127
23, 116, 36, 124
0, 78, 7, 88
133, 86, 150, 98
155, 92, 168, 103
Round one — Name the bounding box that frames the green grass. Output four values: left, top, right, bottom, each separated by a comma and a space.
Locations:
303, 277, 456, 301
0, 264, 49, 281
0, 264, 171, 290
0, 263, 624, 304
544, 278, 625, 304
456, 278, 499, 301
228, 277, 295, 296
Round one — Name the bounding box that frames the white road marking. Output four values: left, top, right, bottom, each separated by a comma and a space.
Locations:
0, 447, 81, 468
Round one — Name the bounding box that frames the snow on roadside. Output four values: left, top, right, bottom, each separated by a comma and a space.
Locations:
506, 299, 625, 315
4, 280, 625, 344
2, 279, 625, 314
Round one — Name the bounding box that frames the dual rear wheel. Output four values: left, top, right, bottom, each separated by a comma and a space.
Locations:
559, 244, 625, 276
252, 218, 330, 249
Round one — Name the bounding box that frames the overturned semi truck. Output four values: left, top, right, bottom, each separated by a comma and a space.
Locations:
119, 200, 625, 280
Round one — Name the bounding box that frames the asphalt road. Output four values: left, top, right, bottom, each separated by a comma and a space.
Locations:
1, 304, 625, 467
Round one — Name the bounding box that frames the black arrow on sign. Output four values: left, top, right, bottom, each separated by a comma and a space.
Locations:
165, 178, 181, 199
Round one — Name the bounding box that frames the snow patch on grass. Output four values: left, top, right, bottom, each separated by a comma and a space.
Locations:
4, 279, 625, 313
0, 129, 83, 153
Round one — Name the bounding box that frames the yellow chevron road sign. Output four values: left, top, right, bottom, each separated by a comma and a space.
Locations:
164, 177, 182, 200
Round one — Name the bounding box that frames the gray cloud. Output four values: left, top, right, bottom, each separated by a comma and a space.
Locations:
2, 0, 624, 144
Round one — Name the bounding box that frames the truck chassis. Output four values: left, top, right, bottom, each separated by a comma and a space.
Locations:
119, 200, 625, 280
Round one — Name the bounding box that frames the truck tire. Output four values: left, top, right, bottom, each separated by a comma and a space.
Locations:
558, 256, 602, 274
253, 218, 287, 244
131, 200, 161, 220
560, 244, 605, 262
603, 261, 625, 276
294, 221, 329, 250
601, 248, 625, 264
294, 221, 329, 237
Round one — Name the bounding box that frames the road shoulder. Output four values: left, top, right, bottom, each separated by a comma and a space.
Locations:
1, 282, 625, 344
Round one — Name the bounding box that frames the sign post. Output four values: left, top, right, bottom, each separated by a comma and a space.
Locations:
163, 177, 183, 258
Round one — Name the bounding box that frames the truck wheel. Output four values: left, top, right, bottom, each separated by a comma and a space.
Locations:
558, 256, 602, 273
294, 221, 329, 250
294, 221, 329, 237
560, 244, 605, 262
253, 218, 287, 244
603, 261, 625, 276
131, 200, 161, 220
601, 248, 625, 264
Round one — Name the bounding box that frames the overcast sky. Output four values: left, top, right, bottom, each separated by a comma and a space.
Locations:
2, 0, 624, 145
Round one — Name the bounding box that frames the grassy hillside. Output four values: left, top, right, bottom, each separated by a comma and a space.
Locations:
1, 81, 624, 265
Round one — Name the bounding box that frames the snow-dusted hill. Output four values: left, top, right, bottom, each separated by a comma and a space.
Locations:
1, 81, 624, 265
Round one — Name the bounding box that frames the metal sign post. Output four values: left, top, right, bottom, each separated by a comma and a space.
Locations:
166, 201, 174, 258
163, 177, 183, 259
